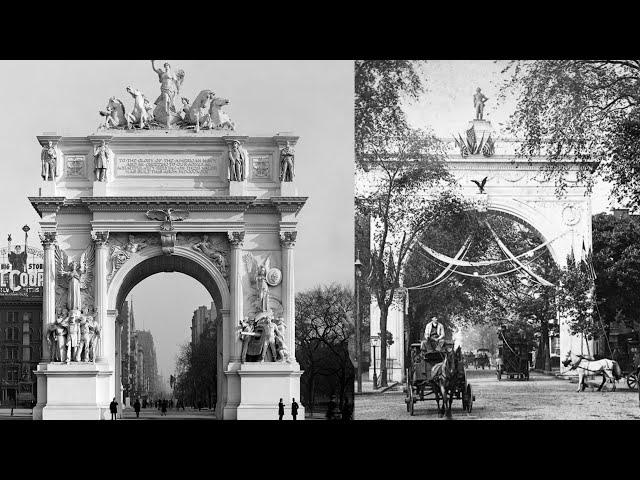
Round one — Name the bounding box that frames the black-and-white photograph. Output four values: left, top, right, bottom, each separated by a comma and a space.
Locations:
0, 60, 355, 421
354, 60, 640, 420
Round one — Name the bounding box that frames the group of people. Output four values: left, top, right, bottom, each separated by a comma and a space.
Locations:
277, 396, 354, 421
278, 398, 300, 420
48, 306, 100, 363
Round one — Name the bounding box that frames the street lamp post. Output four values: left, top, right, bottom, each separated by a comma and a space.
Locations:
355, 251, 363, 394
371, 335, 380, 389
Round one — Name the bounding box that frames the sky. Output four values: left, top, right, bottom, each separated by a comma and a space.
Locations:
0, 60, 354, 381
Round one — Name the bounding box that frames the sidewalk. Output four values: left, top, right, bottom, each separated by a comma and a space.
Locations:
355, 379, 400, 395
0, 408, 33, 419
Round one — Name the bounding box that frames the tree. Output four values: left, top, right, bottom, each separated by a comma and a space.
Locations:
295, 284, 354, 414
404, 213, 560, 370
174, 321, 217, 410
501, 60, 640, 206
557, 251, 597, 353
356, 60, 456, 388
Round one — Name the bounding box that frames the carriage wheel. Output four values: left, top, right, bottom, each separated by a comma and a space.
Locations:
627, 373, 639, 390
465, 384, 473, 413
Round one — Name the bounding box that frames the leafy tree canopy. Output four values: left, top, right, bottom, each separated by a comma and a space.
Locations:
501, 60, 640, 206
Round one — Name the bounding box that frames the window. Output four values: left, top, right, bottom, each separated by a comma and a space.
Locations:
5, 327, 19, 342
7, 367, 19, 382
23, 347, 31, 362
5, 347, 18, 361
7, 312, 19, 323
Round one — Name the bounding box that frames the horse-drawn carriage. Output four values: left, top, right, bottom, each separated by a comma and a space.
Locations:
474, 348, 491, 369
463, 351, 476, 369
404, 342, 475, 417
496, 328, 531, 381
610, 338, 640, 390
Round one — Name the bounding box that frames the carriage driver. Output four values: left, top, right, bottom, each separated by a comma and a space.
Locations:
421, 316, 445, 353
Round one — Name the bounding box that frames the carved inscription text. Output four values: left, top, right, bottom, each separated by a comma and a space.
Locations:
116, 154, 219, 177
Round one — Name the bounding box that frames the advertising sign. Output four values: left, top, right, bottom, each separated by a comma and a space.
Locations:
0, 226, 43, 297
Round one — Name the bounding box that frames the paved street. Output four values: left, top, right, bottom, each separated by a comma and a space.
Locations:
120, 407, 216, 420
356, 369, 640, 420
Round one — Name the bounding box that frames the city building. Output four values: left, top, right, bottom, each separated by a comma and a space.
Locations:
191, 302, 217, 347
0, 228, 44, 407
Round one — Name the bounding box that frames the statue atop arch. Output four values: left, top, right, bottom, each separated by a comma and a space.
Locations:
151, 60, 185, 127
473, 87, 488, 120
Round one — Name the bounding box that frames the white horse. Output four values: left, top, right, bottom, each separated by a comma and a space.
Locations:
210, 97, 235, 130
562, 350, 622, 392
125, 86, 150, 129
99, 97, 127, 128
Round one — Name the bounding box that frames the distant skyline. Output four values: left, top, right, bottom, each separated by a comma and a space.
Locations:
0, 60, 354, 384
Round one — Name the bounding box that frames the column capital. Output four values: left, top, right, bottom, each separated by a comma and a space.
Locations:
279, 231, 297, 248
91, 230, 110, 246
39, 231, 57, 247
227, 231, 245, 248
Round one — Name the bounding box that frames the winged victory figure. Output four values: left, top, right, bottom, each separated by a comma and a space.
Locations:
244, 253, 272, 313
55, 243, 94, 312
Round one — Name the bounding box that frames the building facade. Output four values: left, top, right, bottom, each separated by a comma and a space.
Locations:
191, 302, 216, 347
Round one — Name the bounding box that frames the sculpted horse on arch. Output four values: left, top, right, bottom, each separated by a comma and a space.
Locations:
99, 97, 127, 129
210, 97, 235, 130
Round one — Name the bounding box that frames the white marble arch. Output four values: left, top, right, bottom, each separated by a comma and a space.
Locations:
366, 148, 594, 384
106, 245, 235, 419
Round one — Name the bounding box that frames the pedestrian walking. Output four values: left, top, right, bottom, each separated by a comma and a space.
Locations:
278, 398, 285, 420
109, 397, 118, 420
161, 399, 168, 416
342, 397, 353, 421
326, 395, 337, 420
291, 398, 299, 420
134, 398, 141, 418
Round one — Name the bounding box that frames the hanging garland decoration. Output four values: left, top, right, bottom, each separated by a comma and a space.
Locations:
407, 236, 472, 290
484, 220, 555, 287
415, 230, 568, 268
407, 219, 561, 289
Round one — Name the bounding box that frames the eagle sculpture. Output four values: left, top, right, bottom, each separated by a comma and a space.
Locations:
145, 208, 190, 230
471, 177, 488, 194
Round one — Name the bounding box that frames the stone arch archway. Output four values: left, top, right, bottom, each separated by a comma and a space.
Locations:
106, 246, 231, 418
366, 135, 594, 384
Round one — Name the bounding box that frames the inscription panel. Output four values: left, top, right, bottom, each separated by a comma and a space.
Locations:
116, 154, 220, 177
65, 155, 86, 178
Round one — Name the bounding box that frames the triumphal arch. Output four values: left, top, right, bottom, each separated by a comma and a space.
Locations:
30, 61, 305, 420
368, 98, 593, 381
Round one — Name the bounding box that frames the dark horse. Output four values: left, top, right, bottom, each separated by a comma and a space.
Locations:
431, 346, 463, 418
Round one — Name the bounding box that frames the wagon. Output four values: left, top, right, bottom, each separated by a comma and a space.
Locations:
496, 328, 531, 381
404, 343, 475, 416
463, 351, 476, 369
474, 348, 491, 370
612, 339, 640, 390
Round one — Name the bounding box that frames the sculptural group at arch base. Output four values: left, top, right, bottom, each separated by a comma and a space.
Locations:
29, 63, 306, 420
363, 117, 596, 384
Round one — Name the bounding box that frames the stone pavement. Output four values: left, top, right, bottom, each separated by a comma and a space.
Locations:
356, 369, 640, 420
0, 408, 33, 420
